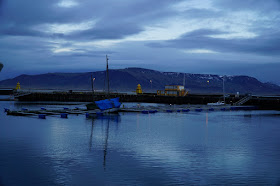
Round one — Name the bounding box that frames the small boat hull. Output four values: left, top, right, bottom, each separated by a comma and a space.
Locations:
86, 103, 99, 110
207, 101, 225, 106
86, 97, 121, 113
102, 108, 120, 113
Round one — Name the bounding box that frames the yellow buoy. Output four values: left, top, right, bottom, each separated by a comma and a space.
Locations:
16, 82, 21, 90
136, 84, 142, 94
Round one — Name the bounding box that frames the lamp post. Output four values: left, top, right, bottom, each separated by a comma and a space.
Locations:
91, 75, 95, 100
150, 80, 152, 91
223, 76, 225, 103
93, 78, 95, 93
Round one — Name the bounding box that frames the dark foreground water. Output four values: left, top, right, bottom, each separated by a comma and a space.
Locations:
1, 101, 280, 185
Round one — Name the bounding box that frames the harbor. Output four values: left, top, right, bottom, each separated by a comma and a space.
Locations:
1, 57, 279, 185
6, 90, 280, 110
2, 86, 279, 119
1, 0, 280, 184
1, 56, 280, 184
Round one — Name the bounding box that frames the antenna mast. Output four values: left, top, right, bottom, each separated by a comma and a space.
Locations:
223, 76, 225, 103
183, 73, 185, 87
91, 74, 94, 100
106, 55, 110, 96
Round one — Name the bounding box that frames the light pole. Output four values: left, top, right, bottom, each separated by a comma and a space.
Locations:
93, 78, 95, 93
91, 75, 95, 100
223, 76, 225, 103
150, 80, 152, 91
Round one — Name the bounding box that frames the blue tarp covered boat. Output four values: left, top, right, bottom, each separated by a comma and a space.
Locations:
86, 97, 121, 112
86, 56, 121, 112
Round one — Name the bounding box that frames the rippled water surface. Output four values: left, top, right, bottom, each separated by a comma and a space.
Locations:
1, 101, 280, 185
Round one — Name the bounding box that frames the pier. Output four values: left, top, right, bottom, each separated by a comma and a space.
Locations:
4, 103, 258, 119
0, 88, 14, 95
11, 91, 280, 110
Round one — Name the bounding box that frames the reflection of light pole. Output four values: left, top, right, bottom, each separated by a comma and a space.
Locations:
89, 119, 94, 151
150, 80, 152, 90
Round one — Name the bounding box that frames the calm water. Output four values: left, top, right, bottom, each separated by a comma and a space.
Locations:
1, 101, 280, 185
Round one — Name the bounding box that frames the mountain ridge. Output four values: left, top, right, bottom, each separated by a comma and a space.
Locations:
0, 67, 279, 95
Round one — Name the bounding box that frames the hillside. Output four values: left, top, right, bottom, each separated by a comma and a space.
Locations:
0, 68, 280, 95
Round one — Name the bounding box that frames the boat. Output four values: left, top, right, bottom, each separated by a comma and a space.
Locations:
86, 55, 122, 112
207, 101, 225, 106
93, 97, 121, 112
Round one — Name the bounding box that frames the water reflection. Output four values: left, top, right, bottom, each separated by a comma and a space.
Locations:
87, 114, 120, 170
206, 112, 208, 126
205, 112, 208, 145
1, 101, 280, 185
89, 119, 94, 151
103, 119, 109, 170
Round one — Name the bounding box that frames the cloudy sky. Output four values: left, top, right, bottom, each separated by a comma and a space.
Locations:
0, 0, 279, 84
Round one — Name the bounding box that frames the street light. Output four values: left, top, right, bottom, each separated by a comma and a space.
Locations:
93, 78, 95, 92
91, 75, 95, 99
150, 80, 152, 90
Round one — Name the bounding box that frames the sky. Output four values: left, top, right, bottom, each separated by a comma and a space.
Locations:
0, 0, 280, 84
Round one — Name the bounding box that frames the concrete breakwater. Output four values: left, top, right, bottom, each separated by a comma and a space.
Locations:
14, 92, 280, 110
15, 92, 233, 103
0, 88, 14, 95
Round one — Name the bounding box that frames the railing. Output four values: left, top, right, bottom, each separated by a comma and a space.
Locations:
234, 95, 252, 106
14, 91, 32, 98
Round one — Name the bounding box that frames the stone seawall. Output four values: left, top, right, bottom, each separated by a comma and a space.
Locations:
15, 92, 280, 110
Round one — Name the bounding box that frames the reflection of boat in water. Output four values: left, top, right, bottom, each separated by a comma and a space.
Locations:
88, 113, 120, 170
87, 113, 121, 122
86, 55, 121, 112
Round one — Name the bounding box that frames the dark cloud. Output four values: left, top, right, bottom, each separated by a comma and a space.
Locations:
53, 49, 115, 58
0, 26, 45, 37
0, 0, 182, 40
181, 29, 228, 37
0, 0, 3, 15
0, 36, 54, 52
147, 29, 280, 56
212, 0, 280, 39
180, 8, 224, 18
214, 0, 280, 11
0, 0, 85, 25
68, 23, 143, 40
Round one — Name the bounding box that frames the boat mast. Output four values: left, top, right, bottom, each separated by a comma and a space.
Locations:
183, 73, 185, 87
106, 55, 110, 96
91, 74, 94, 100
223, 76, 225, 103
